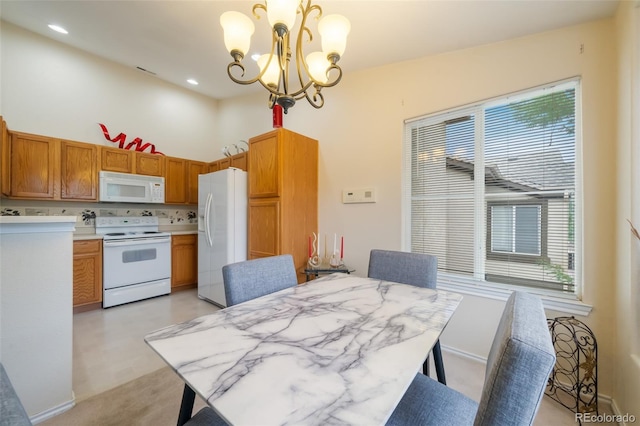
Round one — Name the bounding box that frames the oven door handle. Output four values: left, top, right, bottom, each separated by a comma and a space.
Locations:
103, 237, 172, 247
205, 193, 213, 247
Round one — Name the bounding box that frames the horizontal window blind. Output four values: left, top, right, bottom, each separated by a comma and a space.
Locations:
405, 80, 579, 294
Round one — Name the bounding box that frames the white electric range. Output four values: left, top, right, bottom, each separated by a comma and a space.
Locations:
96, 216, 171, 308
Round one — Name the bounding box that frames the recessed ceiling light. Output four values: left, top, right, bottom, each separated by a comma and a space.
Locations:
48, 24, 68, 34
187, 79, 199, 85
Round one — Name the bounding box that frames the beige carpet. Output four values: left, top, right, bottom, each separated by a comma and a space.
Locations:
41, 368, 207, 426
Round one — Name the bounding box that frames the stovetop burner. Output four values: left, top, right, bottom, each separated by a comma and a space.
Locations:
96, 216, 171, 240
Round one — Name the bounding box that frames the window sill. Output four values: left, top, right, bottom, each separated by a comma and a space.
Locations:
438, 277, 592, 317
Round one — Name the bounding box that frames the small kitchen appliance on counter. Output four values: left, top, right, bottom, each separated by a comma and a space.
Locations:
96, 216, 171, 308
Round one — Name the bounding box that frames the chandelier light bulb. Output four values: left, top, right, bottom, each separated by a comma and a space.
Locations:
266, 0, 301, 32
306, 52, 330, 84
220, 11, 255, 58
257, 54, 281, 87
318, 14, 351, 58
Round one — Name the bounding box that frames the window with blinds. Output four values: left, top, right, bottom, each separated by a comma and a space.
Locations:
405, 80, 579, 294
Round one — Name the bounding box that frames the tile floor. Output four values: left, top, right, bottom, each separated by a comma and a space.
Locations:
71, 289, 613, 425
72, 289, 219, 401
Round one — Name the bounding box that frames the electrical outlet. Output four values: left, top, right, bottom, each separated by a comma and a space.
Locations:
342, 188, 376, 204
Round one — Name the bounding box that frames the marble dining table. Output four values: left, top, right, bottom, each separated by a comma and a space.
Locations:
144, 273, 463, 426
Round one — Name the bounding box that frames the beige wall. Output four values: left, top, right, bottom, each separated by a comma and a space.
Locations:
1, 8, 634, 412
615, 1, 640, 420
220, 19, 619, 398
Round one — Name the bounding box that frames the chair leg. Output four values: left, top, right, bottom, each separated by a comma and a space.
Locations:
433, 339, 446, 385
423, 356, 430, 376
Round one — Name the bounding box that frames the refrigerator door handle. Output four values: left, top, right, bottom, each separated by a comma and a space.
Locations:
204, 193, 213, 247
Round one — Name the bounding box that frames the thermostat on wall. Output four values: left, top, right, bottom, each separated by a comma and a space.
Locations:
342, 188, 376, 204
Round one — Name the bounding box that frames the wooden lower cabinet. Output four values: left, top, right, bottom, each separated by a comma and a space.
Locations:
248, 199, 280, 258
171, 234, 198, 291
73, 239, 103, 313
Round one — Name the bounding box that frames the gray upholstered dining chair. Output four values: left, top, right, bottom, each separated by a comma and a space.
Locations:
385, 291, 556, 426
367, 249, 446, 384
184, 254, 298, 426
222, 254, 298, 306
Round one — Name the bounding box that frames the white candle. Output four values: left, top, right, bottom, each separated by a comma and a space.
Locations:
324, 234, 327, 259
333, 233, 337, 254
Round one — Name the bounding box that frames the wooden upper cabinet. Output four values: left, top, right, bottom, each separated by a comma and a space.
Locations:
208, 152, 247, 174
135, 152, 165, 176
165, 156, 188, 204
209, 161, 220, 173
231, 152, 248, 172
101, 147, 133, 173
249, 132, 279, 198
8, 132, 58, 199
1, 117, 9, 196
60, 140, 99, 200
219, 157, 231, 170
188, 160, 208, 204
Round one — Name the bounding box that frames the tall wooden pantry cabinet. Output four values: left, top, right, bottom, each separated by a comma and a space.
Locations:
248, 128, 318, 283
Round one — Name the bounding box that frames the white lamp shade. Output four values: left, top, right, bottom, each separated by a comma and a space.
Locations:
266, 0, 300, 30
220, 11, 255, 55
306, 52, 330, 84
318, 14, 351, 57
257, 54, 281, 86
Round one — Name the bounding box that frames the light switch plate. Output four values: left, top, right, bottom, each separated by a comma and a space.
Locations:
342, 188, 376, 204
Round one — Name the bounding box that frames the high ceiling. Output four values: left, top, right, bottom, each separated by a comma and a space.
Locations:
0, 0, 620, 101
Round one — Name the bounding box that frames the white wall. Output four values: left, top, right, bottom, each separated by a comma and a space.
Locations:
219, 19, 618, 397
0, 22, 220, 161
614, 1, 640, 420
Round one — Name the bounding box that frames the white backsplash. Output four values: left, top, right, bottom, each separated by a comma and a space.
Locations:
0, 199, 197, 233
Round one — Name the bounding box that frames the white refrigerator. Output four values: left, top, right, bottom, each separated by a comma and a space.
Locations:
197, 168, 247, 307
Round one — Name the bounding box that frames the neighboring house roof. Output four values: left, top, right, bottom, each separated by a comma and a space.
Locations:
446, 149, 574, 195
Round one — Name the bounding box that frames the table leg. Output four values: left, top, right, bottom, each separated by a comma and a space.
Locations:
176, 384, 196, 426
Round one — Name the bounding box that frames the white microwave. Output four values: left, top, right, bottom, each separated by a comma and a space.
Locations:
99, 171, 165, 203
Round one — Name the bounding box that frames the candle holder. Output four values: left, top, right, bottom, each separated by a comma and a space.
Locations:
308, 232, 320, 268
329, 252, 343, 268
308, 232, 345, 269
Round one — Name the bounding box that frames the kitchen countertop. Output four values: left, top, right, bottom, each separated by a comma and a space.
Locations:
1, 216, 77, 234
73, 229, 197, 240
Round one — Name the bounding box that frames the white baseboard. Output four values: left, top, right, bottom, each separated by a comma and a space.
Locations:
30, 395, 76, 424
610, 398, 638, 426
441, 343, 487, 364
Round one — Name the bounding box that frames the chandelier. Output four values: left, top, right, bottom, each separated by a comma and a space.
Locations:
220, 0, 350, 113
